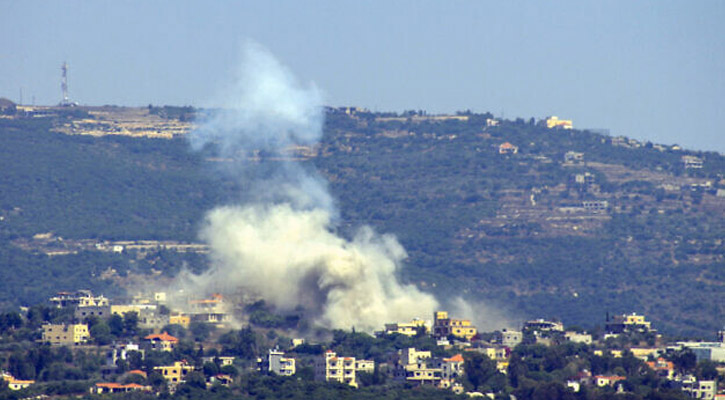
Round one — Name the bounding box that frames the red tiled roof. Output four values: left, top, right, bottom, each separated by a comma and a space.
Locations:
128, 369, 147, 377
123, 383, 146, 389
96, 382, 124, 389
9, 379, 34, 385
95, 382, 148, 390
445, 354, 464, 363
144, 332, 178, 342
594, 375, 626, 381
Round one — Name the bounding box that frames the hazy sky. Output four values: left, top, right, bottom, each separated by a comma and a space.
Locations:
1, 1, 723, 152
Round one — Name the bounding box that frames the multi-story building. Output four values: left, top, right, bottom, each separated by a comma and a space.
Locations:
154, 361, 195, 383
42, 323, 89, 346
433, 311, 477, 340
266, 349, 296, 376
393, 348, 439, 386
679, 376, 716, 400
188, 293, 230, 327
315, 350, 374, 388
682, 155, 704, 169
393, 348, 464, 389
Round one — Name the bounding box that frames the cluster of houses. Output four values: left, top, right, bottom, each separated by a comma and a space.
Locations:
8, 289, 724, 398
41, 290, 232, 347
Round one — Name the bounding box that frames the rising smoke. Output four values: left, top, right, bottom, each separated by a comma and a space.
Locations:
184, 42, 439, 332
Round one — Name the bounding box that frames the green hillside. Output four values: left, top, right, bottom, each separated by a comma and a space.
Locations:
0, 109, 723, 337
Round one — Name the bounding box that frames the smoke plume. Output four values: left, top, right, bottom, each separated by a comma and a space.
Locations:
185, 42, 438, 331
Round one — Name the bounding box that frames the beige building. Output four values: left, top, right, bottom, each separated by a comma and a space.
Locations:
42, 323, 89, 346
383, 318, 428, 336
315, 350, 374, 388
433, 311, 477, 340
606, 313, 652, 333
154, 361, 195, 383
169, 313, 190, 328
545, 116, 573, 129
393, 348, 465, 389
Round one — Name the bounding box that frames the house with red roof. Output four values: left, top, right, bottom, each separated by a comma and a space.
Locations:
498, 142, 519, 154
144, 332, 179, 351
90, 382, 152, 394
646, 358, 675, 380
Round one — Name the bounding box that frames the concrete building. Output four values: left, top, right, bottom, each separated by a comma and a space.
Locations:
42, 323, 89, 346
188, 293, 231, 327
564, 331, 592, 345
679, 376, 716, 400
682, 155, 704, 169
501, 329, 523, 348
267, 349, 296, 376
433, 311, 477, 340
605, 313, 652, 333
154, 361, 195, 383
315, 350, 374, 388
75, 305, 111, 321
392, 348, 464, 389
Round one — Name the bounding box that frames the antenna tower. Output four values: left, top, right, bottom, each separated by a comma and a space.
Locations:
61, 62, 70, 105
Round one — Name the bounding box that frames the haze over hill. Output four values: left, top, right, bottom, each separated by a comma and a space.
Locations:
0, 97, 723, 337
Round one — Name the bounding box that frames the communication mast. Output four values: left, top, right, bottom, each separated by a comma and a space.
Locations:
60, 62, 77, 106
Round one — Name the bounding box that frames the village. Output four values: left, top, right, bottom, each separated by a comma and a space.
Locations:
0, 288, 723, 399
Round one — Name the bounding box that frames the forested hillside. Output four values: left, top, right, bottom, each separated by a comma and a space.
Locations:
0, 108, 722, 336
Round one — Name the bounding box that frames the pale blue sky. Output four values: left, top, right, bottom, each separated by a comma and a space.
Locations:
1, 1, 723, 152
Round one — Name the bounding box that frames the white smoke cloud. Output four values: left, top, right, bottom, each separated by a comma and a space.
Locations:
449, 297, 520, 333
183, 41, 439, 332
